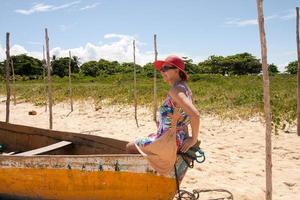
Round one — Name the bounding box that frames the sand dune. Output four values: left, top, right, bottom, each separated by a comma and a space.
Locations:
0, 99, 299, 200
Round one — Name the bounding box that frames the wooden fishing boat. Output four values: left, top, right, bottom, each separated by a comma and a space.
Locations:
0, 121, 189, 200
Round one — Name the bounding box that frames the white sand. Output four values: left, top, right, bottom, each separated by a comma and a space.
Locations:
0, 99, 299, 200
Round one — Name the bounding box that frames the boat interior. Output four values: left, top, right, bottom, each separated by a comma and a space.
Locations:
0, 122, 128, 156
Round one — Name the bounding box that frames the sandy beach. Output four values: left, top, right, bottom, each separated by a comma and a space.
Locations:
0, 98, 299, 200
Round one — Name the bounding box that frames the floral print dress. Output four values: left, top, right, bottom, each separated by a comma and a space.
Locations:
135, 83, 192, 151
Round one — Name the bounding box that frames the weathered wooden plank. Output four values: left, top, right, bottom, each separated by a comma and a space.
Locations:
1, 152, 15, 155
0, 122, 128, 153
15, 141, 72, 156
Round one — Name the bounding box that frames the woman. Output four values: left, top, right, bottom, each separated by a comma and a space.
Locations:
126, 55, 200, 174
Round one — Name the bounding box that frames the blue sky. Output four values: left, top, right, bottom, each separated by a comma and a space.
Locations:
0, 0, 299, 71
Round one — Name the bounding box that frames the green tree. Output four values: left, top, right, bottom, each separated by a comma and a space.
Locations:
97, 59, 119, 75
80, 59, 140, 76
182, 57, 198, 74
285, 61, 297, 74
197, 53, 261, 75
120, 62, 142, 74
142, 62, 154, 77
197, 63, 212, 74
51, 56, 80, 77
80, 61, 99, 77
268, 63, 279, 74
198, 55, 229, 75
111, 61, 122, 74
0, 61, 4, 76
10, 54, 43, 76
227, 53, 261, 75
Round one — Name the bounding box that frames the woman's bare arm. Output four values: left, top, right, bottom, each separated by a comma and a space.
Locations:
168, 86, 200, 152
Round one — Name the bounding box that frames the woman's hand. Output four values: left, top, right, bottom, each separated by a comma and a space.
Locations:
180, 137, 198, 153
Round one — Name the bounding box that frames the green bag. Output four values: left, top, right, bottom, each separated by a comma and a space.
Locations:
179, 140, 205, 168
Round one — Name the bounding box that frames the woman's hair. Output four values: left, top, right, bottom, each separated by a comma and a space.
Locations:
179, 71, 187, 81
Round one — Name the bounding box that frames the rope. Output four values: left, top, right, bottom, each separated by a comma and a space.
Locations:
174, 164, 183, 200
194, 189, 234, 200
174, 147, 233, 200
174, 188, 234, 200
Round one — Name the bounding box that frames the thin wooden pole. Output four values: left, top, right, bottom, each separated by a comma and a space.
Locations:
10, 58, 16, 106
256, 1, 272, 200
45, 28, 53, 129
5, 32, 11, 123
68, 50, 73, 112
133, 40, 139, 127
153, 34, 158, 123
296, 7, 300, 137
43, 45, 47, 112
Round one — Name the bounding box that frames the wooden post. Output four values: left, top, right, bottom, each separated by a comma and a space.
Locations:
68, 50, 73, 112
45, 28, 53, 129
153, 34, 158, 123
5, 32, 11, 123
296, 7, 300, 137
133, 40, 139, 127
43, 45, 47, 112
256, 1, 272, 200
10, 58, 16, 106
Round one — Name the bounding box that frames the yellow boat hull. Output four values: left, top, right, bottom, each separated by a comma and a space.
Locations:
0, 168, 176, 200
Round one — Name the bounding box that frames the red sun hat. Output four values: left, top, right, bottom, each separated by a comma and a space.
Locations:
153, 55, 188, 79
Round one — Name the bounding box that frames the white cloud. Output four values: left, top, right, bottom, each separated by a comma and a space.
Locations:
0, 34, 153, 65
278, 62, 289, 72
104, 33, 132, 39
15, 4, 52, 15
51, 1, 81, 10
224, 15, 276, 27
0, 44, 5, 61
225, 9, 298, 27
280, 9, 296, 20
192, 55, 206, 63
80, 3, 100, 11
15, 1, 80, 15
265, 15, 279, 20
10, 45, 28, 55
0, 34, 198, 66
225, 18, 258, 27
0, 44, 42, 61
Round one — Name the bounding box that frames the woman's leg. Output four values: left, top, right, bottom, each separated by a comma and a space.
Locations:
126, 142, 140, 154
